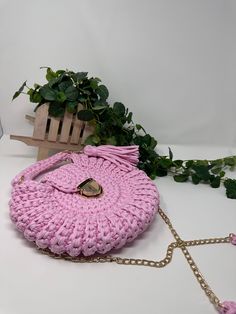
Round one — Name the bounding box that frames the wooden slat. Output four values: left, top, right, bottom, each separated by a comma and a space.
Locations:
37, 147, 49, 161
10, 135, 83, 151
48, 117, 60, 142
25, 115, 35, 123
81, 123, 94, 144
59, 110, 73, 143
70, 104, 84, 144
33, 104, 49, 140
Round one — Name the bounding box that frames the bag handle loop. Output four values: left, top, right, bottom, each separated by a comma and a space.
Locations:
12, 145, 139, 185
12, 151, 73, 185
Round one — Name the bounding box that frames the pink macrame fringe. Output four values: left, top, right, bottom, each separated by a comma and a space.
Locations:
219, 301, 236, 314
230, 233, 236, 245
83, 145, 139, 170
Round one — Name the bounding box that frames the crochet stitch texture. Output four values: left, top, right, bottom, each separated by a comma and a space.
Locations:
9, 145, 159, 256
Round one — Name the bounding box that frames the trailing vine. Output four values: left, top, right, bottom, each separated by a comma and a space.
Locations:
13, 67, 236, 199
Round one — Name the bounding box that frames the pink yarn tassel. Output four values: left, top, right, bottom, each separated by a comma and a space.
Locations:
83, 145, 139, 170
230, 234, 236, 245
219, 301, 236, 314
218, 236, 236, 313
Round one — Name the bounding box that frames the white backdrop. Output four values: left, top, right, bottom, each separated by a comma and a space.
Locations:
0, 0, 236, 145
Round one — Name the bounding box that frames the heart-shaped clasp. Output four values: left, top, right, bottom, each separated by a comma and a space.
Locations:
77, 178, 103, 197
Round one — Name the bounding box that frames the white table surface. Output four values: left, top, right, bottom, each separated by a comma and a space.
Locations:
0, 134, 235, 314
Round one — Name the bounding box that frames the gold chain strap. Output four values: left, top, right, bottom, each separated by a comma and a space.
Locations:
37, 207, 231, 311
158, 208, 229, 310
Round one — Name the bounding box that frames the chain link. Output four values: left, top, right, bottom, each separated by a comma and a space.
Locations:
37, 207, 231, 310
37, 241, 177, 268
158, 207, 229, 309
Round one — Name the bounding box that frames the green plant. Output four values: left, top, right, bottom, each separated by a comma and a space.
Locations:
13, 67, 236, 199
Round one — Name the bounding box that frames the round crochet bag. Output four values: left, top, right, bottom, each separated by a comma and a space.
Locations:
9, 144, 236, 313
10, 145, 159, 256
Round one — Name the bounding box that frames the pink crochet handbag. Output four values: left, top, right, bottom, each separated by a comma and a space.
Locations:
9, 145, 236, 314
10, 145, 159, 256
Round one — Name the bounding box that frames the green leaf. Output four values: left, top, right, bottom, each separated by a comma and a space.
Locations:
113, 102, 125, 116
173, 160, 183, 168
77, 109, 94, 121
90, 78, 100, 90
138, 134, 157, 150
210, 175, 221, 188
66, 101, 78, 113
105, 136, 117, 145
224, 179, 236, 199
185, 160, 194, 168
39, 85, 57, 101
92, 100, 107, 110
211, 167, 222, 175
84, 134, 100, 145
149, 174, 156, 180
133, 135, 142, 146
191, 174, 201, 185
12, 81, 27, 100
158, 158, 172, 168
168, 147, 173, 160
65, 85, 79, 101
46, 68, 57, 81
96, 85, 109, 100
78, 94, 87, 103
156, 167, 168, 177
48, 102, 65, 117
73, 72, 88, 82
136, 124, 146, 133
58, 80, 73, 91
84, 135, 94, 145
150, 136, 157, 149
33, 83, 41, 90
31, 93, 41, 103
56, 70, 65, 76
91, 135, 100, 144
56, 91, 67, 103
210, 159, 223, 167
173, 174, 189, 182
224, 157, 235, 167
81, 89, 91, 95
140, 134, 151, 146
219, 171, 225, 177
126, 112, 133, 123
48, 77, 58, 87
93, 105, 107, 110
196, 160, 209, 166
192, 164, 210, 181
27, 89, 42, 103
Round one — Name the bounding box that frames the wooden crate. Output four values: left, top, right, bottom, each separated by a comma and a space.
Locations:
10, 103, 93, 160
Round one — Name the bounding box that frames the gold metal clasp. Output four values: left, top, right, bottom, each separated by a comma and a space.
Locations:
77, 178, 103, 197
